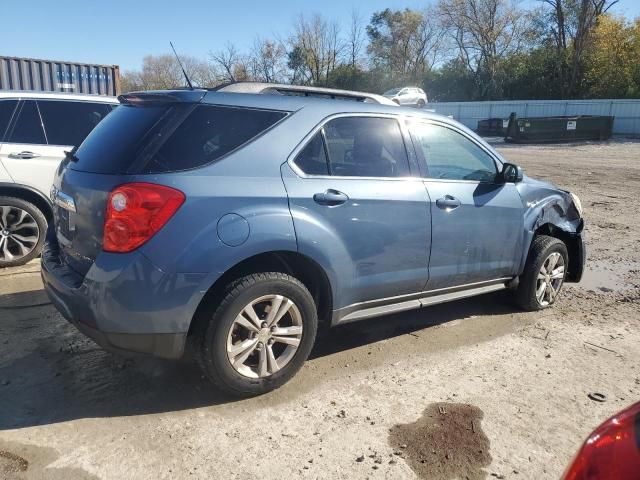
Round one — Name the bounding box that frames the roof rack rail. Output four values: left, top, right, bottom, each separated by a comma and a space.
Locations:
213, 82, 397, 106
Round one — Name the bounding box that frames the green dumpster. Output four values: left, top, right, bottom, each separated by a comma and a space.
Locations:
505, 113, 614, 143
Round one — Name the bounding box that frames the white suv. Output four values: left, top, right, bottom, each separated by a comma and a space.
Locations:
382, 87, 427, 107
0, 92, 117, 266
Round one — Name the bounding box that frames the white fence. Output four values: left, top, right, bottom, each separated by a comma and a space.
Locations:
424, 99, 640, 135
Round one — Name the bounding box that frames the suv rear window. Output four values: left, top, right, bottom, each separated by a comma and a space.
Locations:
73, 104, 170, 174
72, 103, 287, 174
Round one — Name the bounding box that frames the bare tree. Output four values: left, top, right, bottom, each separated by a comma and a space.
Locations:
289, 13, 344, 85
366, 8, 448, 82
120, 54, 218, 92
438, 0, 536, 99
248, 37, 288, 83
348, 9, 366, 68
411, 7, 450, 75
210, 43, 250, 83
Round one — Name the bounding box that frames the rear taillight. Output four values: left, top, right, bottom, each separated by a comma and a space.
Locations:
103, 183, 184, 253
562, 401, 640, 480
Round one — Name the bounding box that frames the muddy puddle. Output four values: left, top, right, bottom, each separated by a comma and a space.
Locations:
573, 260, 640, 293
389, 403, 491, 480
0, 440, 98, 480
0, 449, 28, 475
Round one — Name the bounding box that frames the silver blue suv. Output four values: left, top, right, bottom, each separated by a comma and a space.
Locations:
41, 83, 585, 396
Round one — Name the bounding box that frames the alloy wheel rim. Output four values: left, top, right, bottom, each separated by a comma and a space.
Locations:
226, 294, 303, 379
536, 252, 565, 306
0, 206, 39, 262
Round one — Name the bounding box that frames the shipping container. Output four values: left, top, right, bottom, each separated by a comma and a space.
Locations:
0, 56, 120, 96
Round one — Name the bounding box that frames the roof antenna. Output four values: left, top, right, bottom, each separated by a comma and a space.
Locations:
170, 41, 193, 90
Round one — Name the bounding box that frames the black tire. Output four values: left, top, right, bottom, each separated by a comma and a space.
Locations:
0, 196, 47, 268
198, 272, 318, 397
417, 99, 425, 108
516, 235, 568, 311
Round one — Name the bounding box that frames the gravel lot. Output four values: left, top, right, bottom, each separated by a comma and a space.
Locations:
1, 139, 639, 480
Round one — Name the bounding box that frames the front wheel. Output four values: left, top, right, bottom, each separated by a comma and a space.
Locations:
0, 196, 47, 268
516, 235, 568, 311
198, 272, 318, 397
417, 99, 425, 108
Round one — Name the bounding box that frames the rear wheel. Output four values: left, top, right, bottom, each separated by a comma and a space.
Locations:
417, 99, 426, 108
198, 272, 318, 397
516, 235, 568, 311
0, 196, 47, 268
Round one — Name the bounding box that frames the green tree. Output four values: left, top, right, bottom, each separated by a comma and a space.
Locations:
583, 15, 640, 98
422, 58, 476, 101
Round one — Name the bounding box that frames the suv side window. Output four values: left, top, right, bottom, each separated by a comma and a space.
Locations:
409, 122, 497, 182
142, 104, 287, 174
6, 100, 46, 145
38, 100, 113, 146
0, 100, 19, 141
322, 117, 410, 178
294, 133, 329, 175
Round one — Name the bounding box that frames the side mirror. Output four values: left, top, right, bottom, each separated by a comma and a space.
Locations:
500, 163, 523, 183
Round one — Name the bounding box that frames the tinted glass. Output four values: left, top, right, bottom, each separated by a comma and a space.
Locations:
0, 100, 18, 141
73, 104, 172, 174
38, 100, 113, 146
323, 117, 409, 177
143, 105, 286, 173
7, 101, 46, 145
410, 123, 497, 182
293, 133, 329, 175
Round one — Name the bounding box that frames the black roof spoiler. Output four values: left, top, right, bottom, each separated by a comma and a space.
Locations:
213, 82, 397, 106
118, 90, 207, 105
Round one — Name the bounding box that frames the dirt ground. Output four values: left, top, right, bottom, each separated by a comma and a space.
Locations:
1, 139, 639, 480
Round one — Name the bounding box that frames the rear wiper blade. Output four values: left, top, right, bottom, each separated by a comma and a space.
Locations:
64, 147, 79, 162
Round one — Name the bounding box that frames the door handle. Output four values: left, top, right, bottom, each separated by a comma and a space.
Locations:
313, 189, 348, 206
8, 151, 41, 160
436, 195, 461, 211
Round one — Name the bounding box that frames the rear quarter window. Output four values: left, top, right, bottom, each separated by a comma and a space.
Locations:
141, 105, 287, 174
72, 103, 287, 174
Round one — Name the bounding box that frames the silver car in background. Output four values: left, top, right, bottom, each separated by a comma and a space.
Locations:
383, 87, 427, 107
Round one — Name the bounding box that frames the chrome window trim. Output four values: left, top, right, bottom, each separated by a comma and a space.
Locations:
287, 112, 418, 181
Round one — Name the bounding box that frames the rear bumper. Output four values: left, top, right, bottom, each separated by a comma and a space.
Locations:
41, 236, 206, 359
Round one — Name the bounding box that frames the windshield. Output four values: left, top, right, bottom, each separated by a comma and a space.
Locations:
384, 88, 401, 96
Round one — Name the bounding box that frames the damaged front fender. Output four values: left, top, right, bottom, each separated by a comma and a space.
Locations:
517, 175, 586, 282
